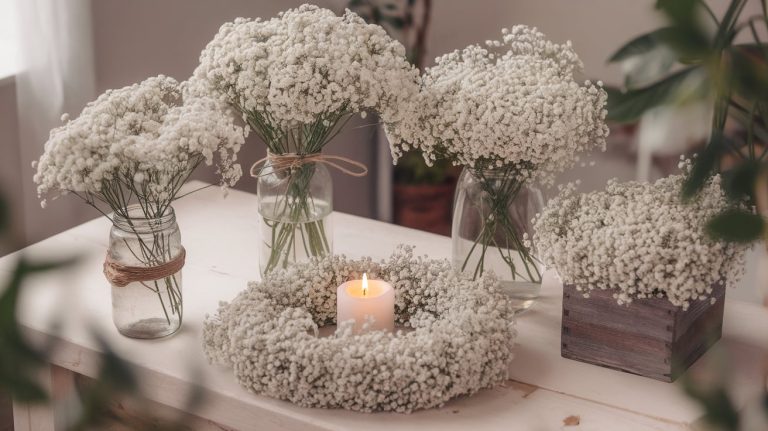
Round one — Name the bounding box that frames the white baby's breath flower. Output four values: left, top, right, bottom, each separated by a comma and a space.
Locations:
533, 161, 747, 309
188, 4, 419, 152
387, 26, 608, 186
202, 246, 516, 413
33, 75, 247, 211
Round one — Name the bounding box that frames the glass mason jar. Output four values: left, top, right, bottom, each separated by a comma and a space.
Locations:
108, 205, 183, 338
452, 167, 545, 313
257, 158, 333, 275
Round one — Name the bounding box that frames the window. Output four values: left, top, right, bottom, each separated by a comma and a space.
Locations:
0, 0, 19, 78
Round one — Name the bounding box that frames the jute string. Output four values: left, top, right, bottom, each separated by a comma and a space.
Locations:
250, 152, 368, 178
104, 247, 186, 287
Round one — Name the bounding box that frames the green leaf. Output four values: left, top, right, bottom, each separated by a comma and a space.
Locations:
72, 338, 139, 430
683, 131, 728, 199
606, 68, 701, 123
706, 209, 764, 243
714, 0, 748, 50
728, 101, 768, 144
681, 366, 741, 431
383, 15, 406, 28
763, 389, 768, 413
721, 160, 760, 202
608, 28, 678, 89
0, 260, 49, 403
608, 27, 673, 62
0, 194, 7, 232
656, 0, 713, 61
728, 45, 768, 101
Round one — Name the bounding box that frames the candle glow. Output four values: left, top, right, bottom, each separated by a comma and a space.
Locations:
336, 274, 395, 334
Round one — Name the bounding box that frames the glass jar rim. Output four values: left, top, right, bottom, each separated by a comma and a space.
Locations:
111, 204, 176, 232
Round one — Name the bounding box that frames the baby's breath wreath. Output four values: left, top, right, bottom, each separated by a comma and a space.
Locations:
203, 246, 516, 413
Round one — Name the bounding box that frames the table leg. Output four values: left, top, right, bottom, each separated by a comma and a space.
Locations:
12, 364, 78, 431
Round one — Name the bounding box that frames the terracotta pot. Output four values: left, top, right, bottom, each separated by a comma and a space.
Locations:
393, 181, 455, 236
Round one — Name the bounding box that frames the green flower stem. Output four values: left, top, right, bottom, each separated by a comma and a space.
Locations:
67, 155, 206, 327
263, 163, 331, 273
246, 108, 351, 274
460, 167, 542, 284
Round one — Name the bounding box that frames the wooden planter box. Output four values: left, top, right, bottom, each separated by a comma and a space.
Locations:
561, 284, 726, 382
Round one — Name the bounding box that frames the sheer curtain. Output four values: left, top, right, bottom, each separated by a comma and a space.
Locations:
15, 0, 96, 245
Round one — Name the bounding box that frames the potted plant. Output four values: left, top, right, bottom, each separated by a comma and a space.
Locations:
347, 0, 457, 234
607, 0, 768, 246
392, 153, 455, 235
533, 168, 748, 381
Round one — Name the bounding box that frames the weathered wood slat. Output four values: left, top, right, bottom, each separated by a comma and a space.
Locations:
561, 284, 726, 382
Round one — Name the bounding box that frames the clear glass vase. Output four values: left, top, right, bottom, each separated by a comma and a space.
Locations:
452, 167, 544, 313
108, 205, 183, 338
257, 158, 333, 275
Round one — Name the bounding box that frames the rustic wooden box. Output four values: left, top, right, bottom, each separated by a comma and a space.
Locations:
561, 284, 726, 382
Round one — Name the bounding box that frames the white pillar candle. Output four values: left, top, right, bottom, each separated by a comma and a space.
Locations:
336, 273, 395, 334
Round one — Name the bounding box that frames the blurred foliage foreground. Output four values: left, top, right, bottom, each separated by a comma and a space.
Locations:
2, 0, 768, 428
609, 0, 768, 429
608, 0, 768, 245
0, 194, 202, 430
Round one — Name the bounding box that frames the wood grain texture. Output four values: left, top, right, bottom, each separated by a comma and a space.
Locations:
561, 284, 726, 382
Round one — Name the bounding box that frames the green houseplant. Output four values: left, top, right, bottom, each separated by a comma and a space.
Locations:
348, 0, 457, 235
608, 0, 768, 244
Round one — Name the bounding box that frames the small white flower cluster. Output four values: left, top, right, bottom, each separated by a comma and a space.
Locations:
388, 26, 609, 186
532, 165, 747, 309
189, 4, 419, 133
202, 246, 516, 413
33, 75, 246, 205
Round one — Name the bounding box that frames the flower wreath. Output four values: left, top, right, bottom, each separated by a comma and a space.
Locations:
202, 246, 516, 412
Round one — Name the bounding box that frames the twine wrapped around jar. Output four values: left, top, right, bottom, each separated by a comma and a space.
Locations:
104, 247, 186, 287
250, 152, 368, 178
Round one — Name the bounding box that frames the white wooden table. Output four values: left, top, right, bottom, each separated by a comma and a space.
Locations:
4, 182, 768, 430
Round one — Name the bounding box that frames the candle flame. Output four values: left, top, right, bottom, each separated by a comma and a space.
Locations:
362, 273, 368, 297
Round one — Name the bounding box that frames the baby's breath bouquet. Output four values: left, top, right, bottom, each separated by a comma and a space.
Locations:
533, 162, 747, 309
190, 4, 419, 274
33, 75, 246, 338
388, 26, 609, 308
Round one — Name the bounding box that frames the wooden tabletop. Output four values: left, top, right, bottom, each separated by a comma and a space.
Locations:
3, 181, 767, 431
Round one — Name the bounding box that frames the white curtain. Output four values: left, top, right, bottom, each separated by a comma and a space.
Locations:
15, 0, 96, 245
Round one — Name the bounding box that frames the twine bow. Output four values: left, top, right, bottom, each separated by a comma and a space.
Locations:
104, 247, 186, 287
249, 152, 368, 179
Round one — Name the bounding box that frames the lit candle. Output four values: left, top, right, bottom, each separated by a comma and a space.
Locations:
336, 273, 395, 334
